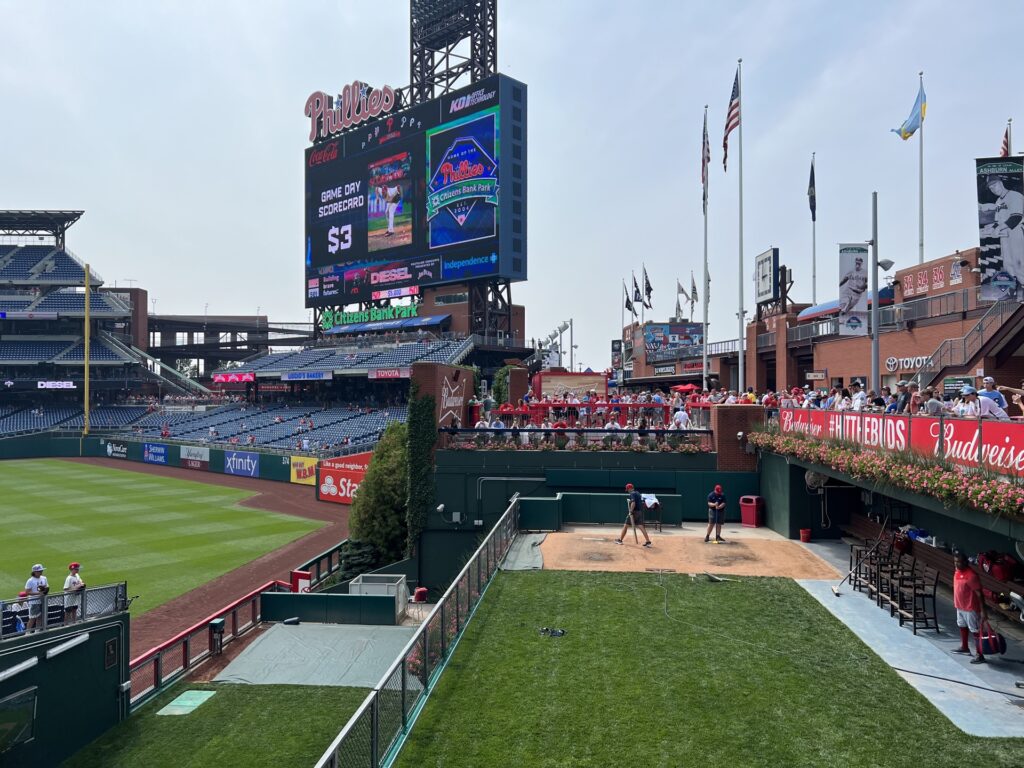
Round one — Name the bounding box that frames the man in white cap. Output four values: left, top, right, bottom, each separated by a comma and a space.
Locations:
978, 376, 1008, 410
25, 564, 49, 633
962, 386, 1009, 421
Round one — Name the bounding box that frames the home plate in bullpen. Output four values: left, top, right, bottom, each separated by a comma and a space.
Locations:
539, 526, 840, 579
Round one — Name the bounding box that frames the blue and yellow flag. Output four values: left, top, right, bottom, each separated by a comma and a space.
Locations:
892, 83, 927, 140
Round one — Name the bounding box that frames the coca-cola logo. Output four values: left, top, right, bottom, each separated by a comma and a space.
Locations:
305, 81, 397, 142
308, 141, 339, 167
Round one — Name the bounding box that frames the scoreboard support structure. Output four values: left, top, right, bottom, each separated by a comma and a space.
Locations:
410, 0, 498, 104
469, 278, 512, 338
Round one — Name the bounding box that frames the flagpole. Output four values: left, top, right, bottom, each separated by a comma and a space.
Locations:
703, 108, 710, 390
918, 71, 924, 264
737, 58, 745, 392
1010, 118, 1014, 155
811, 152, 817, 305
621, 280, 626, 387
641, 264, 646, 325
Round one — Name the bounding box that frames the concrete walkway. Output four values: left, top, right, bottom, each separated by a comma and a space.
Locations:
797, 544, 1024, 737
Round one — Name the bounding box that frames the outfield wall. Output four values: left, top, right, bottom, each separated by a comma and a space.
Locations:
0, 434, 307, 485
0, 613, 131, 767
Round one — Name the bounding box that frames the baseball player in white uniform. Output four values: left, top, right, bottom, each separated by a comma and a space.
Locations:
378, 184, 402, 236
981, 175, 1024, 292
838, 256, 868, 314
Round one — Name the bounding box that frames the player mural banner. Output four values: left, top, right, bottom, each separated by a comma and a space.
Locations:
643, 323, 704, 354
318, 452, 373, 505
778, 408, 1024, 478
290, 456, 319, 486
976, 157, 1024, 301
837, 244, 869, 336
181, 445, 210, 471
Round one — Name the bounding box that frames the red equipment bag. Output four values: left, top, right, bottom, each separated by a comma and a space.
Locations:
977, 620, 1007, 656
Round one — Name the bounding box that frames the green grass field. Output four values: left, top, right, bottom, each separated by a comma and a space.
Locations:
0, 459, 322, 614
67, 683, 367, 768
396, 571, 1024, 768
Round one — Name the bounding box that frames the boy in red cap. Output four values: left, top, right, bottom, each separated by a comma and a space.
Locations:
705, 484, 727, 543
615, 483, 652, 547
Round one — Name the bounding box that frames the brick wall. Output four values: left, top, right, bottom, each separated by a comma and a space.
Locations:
712, 405, 764, 472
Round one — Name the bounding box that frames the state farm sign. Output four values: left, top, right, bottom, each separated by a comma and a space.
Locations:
318, 452, 373, 505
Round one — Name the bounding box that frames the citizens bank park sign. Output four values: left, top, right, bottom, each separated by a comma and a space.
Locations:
778, 408, 1024, 477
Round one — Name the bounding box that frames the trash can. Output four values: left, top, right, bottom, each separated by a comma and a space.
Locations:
739, 495, 764, 528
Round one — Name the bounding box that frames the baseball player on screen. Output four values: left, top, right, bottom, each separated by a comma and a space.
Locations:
838, 255, 868, 314
378, 184, 402, 237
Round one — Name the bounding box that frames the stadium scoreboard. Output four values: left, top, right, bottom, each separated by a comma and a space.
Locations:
304, 74, 527, 309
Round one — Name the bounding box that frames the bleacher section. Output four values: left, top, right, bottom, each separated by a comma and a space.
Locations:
0, 297, 33, 312
0, 406, 80, 434
0, 338, 129, 365
28, 290, 129, 315
0, 246, 97, 285
222, 340, 463, 376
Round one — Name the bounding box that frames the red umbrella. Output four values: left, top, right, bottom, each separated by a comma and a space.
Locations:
671, 383, 699, 393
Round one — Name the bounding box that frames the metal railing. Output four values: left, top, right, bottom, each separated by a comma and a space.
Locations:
127, 579, 289, 709
787, 318, 837, 343
295, 540, 349, 588
756, 332, 776, 349
909, 298, 1019, 388
1, 582, 127, 641
313, 496, 521, 768
644, 338, 739, 363
437, 427, 713, 453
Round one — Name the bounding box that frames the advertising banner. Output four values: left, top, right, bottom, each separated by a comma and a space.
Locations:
837, 244, 869, 336
281, 371, 332, 381
367, 368, 411, 380
104, 440, 128, 459
318, 452, 374, 505
976, 157, 1024, 301
181, 445, 210, 471
778, 409, 1024, 478
290, 456, 319, 485
213, 372, 255, 383
224, 450, 260, 478
142, 443, 168, 465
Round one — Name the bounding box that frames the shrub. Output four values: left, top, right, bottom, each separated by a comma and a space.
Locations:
348, 421, 409, 564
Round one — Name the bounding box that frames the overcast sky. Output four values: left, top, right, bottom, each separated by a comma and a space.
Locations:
2, 1, 1021, 369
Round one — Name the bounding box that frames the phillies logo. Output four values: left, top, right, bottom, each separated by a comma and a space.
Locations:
305, 81, 397, 142
308, 142, 339, 167
439, 160, 485, 185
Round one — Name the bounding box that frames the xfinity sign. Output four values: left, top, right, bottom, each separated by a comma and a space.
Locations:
224, 451, 261, 478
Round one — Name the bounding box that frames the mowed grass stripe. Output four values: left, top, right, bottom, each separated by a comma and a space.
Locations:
395, 571, 1024, 768
0, 459, 323, 615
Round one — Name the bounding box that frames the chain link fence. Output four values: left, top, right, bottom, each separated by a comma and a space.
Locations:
1, 582, 126, 640
314, 495, 521, 768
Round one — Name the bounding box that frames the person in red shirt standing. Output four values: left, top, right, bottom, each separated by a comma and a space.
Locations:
952, 551, 989, 664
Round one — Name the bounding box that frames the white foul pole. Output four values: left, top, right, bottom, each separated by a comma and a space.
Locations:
736, 59, 746, 392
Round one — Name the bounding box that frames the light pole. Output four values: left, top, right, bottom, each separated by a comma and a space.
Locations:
563, 319, 574, 372
554, 321, 570, 368
870, 191, 895, 393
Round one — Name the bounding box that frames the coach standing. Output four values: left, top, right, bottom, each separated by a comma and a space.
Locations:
705, 484, 727, 544
615, 483, 652, 548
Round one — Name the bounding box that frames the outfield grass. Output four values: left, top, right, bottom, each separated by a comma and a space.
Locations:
396, 571, 1024, 768
67, 683, 367, 768
0, 459, 322, 613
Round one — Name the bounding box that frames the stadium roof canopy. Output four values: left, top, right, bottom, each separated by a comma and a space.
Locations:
0, 210, 84, 234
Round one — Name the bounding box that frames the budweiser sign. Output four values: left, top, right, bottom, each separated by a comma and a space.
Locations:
778, 408, 1024, 478
305, 81, 397, 142
212, 372, 255, 383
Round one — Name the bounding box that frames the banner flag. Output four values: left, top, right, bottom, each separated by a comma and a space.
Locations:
837, 244, 870, 336
977, 157, 1024, 301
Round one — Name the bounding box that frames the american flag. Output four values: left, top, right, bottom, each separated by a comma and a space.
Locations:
1001, 124, 1011, 157
702, 109, 711, 213
723, 69, 740, 171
